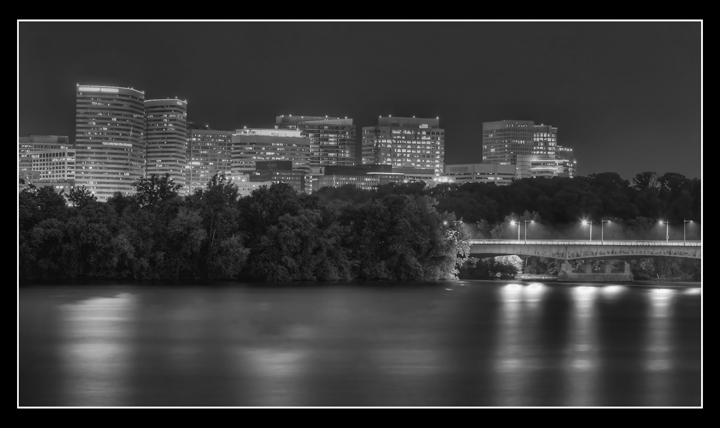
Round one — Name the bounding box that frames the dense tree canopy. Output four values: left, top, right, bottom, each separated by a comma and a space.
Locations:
19, 171, 701, 282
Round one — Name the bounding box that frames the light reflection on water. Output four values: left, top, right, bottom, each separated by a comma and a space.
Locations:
19, 281, 701, 407
57, 294, 137, 406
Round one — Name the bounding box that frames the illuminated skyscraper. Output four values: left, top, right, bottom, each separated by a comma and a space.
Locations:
145, 98, 188, 189
75, 85, 145, 201
231, 128, 311, 186
19, 135, 72, 182
275, 115, 356, 167
185, 123, 233, 195
361, 116, 445, 177
482, 120, 575, 165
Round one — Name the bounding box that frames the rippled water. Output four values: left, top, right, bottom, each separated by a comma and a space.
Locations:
19, 280, 702, 407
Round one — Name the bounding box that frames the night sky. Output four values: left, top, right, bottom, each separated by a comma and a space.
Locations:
18, 21, 702, 180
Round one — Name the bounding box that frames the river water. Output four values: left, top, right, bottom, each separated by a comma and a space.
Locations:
19, 280, 702, 407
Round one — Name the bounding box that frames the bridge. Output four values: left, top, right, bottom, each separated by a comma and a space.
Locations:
468, 239, 702, 261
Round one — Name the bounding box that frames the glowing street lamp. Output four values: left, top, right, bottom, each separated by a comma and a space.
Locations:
510, 220, 520, 241
523, 219, 533, 243
582, 219, 593, 241
683, 219, 691, 245
659, 220, 669, 242
600, 219, 610, 244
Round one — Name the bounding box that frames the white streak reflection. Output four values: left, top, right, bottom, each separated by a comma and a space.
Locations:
59, 293, 136, 406
601, 285, 627, 300
563, 286, 600, 405
492, 283, 547, 405
643, 288, 676, 405
237, 347, 309, 406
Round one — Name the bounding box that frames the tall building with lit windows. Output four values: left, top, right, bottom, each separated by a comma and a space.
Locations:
145, 98, 188, 189
231, 128, 311, 185
361, 116, 445, 177
75, 84, 145, 201
19, 135, 75, 193
274, 115, 356, 167
482, 119, 576, 172
185, 123, 233, 195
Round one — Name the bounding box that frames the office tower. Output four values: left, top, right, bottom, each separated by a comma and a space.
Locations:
231, 128, 311, 184
482, 120, 575, 161
361, 116, 445, 177
19, 135, 75, 193
75, 84, 145, 201
275, 115, 356, 167
145, 98, 188, 189
249, 160, 305, 193
19, 135, 71, 181
555, 145, 577, 175
185, 123, 233, 195
444, 163, 517, 185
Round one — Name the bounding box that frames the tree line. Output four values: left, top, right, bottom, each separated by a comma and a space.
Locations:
19, 175, 470, 282
316, 171, 701, 280
19, 170, 701, 282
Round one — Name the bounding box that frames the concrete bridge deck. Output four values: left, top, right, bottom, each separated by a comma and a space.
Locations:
468, 239, 701, 260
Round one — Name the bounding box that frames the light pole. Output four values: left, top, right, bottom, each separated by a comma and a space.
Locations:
683, 219, 691, 245
600, 219, 610, 244
510, 220, 520, 241
582, 219, 593, 241
524, 219, 532, 243
659, 220, 669, 242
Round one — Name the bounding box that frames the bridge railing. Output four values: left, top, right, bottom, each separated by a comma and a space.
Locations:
468, 239, 701, 247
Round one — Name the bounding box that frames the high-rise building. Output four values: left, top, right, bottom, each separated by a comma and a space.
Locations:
231, 128, 311, 185
482, 120, 576, 173
145, 98, 188, 189
362, 116, 445, 177
249, 160, 305, 193
275, 115, 356, 167
75, 84, 145, 201
19, 135, 72, 181
185, 123, 233, 195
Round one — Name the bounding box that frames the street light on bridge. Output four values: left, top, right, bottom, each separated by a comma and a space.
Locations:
523, 219, 533, 243
600, 219, 610, 244
582, 219, 593, 241
510, 220, 520, 241
659, 220, 669, 242
683, 219, 691, 245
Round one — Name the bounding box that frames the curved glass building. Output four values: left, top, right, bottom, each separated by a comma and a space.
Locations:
75, 85, 145, 201
145, 99, 188, 189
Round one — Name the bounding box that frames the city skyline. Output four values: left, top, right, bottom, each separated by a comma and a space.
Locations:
19, 20, 702, 180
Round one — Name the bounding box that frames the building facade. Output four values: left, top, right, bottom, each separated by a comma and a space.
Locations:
236, 180, 274, 197
275, 115, 356, 168
145, 98, 188, 189
249, 160, 305, 193
444, 163, 517, 185
186, 124, 233, 195
361, 116, 445, 178
316, 164, 404, 192
75, 85, 146, 201
19, 135, 73, 185
482, 119, 576, 174
516, 154, 576, 179
231, 128, 311, 185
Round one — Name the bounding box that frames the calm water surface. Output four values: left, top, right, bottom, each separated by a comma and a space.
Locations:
19, 280, 702, 406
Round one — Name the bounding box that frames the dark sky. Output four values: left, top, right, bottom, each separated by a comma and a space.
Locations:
18, 21, 702, 179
